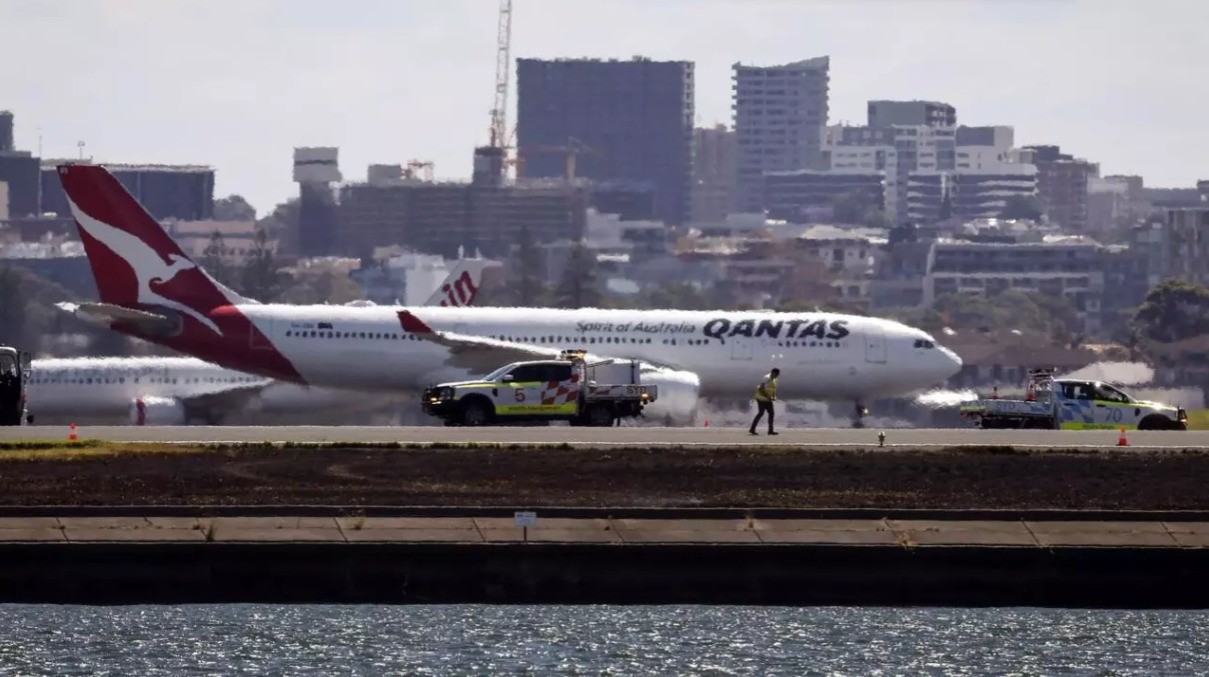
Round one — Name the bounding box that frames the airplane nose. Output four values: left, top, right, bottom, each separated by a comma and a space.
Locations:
939, 345, 963, 375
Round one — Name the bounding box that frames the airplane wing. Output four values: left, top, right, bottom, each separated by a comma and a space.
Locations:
399, 310, 571, 372
178, 380, 272, 414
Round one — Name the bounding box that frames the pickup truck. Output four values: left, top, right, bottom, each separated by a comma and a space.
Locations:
959, 369, 1188, 430
422, 349, 658, 427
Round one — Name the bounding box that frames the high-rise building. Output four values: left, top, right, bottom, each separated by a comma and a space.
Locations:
763, 169, 885, 223
40, 162, 214, 221
516, 57, 694, 225
1012, 145, 1097, 231
292, 147, 341, 258
867, 100, 956, 128
906, 165, 1037, 224
822, 123, 1026, 225
822, 123, 957, 223
691, 125, 736, 223
732, 56, 830, 213
1163, 206, 1209, 288
0, 111, 13, 152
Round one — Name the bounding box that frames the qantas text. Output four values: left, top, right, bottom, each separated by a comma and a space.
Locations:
702, 318, 850, 341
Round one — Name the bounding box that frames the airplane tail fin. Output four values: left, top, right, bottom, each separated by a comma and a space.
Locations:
424, 258, 501, 307
56, 164, 252, 315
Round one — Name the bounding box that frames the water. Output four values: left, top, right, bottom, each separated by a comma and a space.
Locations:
0, 605, 1205, 675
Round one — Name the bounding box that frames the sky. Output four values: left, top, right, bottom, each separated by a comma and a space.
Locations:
2, 0, 1206, 216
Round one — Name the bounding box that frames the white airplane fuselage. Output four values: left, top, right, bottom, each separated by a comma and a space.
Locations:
25, 357, 377, 423
223, 304, 962, 401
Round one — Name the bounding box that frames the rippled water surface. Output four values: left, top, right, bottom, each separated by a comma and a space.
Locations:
0, 605, 1205, 675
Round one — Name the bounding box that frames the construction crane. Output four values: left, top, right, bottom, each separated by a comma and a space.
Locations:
514, 137, 598, 183
405, 160, 435, 182
489, 0, 513, 150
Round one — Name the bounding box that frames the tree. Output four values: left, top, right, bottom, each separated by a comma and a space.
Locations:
831, 192, 866, 224
256, 198, 300, 238
498, 227, 548, 306
1133, 278, 1209, 343
239, 229, 288, 302
553, 242, 602, 309
998, 194, 1044, 221
213, 194, 256, 221
198, 231, 234, 287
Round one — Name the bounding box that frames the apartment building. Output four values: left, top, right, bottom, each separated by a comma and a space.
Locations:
732, 56, 830, 213
1012, 145, 1097, 231
923, 236, 1107, 333
691, 125, 736, 223
516, 57, 694, 225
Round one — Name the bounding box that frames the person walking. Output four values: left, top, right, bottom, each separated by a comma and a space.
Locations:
749, 368, 780, 435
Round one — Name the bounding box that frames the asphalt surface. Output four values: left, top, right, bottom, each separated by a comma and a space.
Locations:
1, 515, 1205, 548
2, 425, 1206, 448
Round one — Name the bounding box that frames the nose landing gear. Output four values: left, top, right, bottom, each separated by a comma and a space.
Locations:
853, 399, 869, 428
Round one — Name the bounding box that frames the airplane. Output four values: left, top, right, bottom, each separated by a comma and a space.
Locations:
34, 258, 497, 425
54, 163, 962, 427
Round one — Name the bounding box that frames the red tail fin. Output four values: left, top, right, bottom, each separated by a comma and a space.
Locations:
57, 164, 248, 332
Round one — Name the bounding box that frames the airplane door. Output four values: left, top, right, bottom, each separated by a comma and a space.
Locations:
730, 339, 754, 361
865, 327, 887, 364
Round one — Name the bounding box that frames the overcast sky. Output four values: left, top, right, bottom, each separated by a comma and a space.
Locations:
3, 0, 1205, 215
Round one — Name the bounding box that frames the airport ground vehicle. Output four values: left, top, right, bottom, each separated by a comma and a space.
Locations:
959, 368, 1188, 430
422, 350, 658, 426
0, 346, 32, 426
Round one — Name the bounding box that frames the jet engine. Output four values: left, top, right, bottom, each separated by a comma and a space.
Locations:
128, 396, 186, 425
636, 366, 701, 426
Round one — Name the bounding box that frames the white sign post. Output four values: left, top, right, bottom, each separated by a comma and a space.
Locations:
514, 511, 537, 542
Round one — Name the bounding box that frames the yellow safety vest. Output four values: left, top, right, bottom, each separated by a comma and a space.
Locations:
755, 376, 777, 402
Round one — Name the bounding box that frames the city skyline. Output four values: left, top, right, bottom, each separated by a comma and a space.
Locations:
2, 0, 1205, 215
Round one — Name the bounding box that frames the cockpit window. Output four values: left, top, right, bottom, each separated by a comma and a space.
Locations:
913, 339, 935, 349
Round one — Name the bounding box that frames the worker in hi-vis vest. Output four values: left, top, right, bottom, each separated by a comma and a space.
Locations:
749, 368, 780, 435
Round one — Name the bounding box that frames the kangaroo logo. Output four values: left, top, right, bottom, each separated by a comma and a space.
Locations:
439, 271, 480, 307
67, 197, 224, 335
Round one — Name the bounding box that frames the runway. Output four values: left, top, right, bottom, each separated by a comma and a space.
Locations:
3, 425, 1209, 448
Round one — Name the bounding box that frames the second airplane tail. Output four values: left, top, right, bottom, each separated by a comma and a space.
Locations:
424, 258, 501, 307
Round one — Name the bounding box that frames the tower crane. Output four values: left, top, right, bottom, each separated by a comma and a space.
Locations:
489, 0, 513, 151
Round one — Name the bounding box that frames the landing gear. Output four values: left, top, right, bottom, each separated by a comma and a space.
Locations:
852, 399, 869, 428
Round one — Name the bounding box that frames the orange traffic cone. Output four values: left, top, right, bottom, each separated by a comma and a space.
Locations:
1117, 427, 1128, 447
68, 423, 77, 441
703, 418, 710, 427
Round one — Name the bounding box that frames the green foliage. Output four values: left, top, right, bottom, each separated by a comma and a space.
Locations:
493, 227, 549, 306
212, 194, 257, 221
890, 290, 1080, 344
239, 229, 290, 302
610, 281, 719, 311
1133, 278, 1209, 343
831, 190, 887, 228
198, 231, 234, 288
0, 264, 132, 355
998, 195, 1045, 221
553, 242, 603, 309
